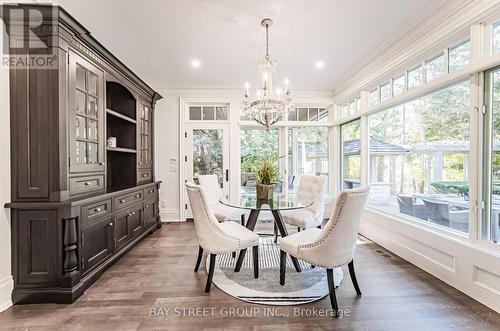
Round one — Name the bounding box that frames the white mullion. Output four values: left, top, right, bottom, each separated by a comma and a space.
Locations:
360, 115, 370, 187
469, 73, 482, 242
444, 48, 450, 75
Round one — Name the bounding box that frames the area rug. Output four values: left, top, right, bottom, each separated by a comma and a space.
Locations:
207, 237, 343, 305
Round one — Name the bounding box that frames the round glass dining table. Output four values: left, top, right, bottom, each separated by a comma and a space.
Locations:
220, 193, 312, 273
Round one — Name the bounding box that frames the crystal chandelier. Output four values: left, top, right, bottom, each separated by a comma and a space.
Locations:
242, 18, 292, 129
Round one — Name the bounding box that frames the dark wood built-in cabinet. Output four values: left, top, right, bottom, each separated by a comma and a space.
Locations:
5, 5, 163, 304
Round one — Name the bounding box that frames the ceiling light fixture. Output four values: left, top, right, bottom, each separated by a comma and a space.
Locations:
191, 59, 201, 68
315, 61, 325, 69
241, 18, 292, 129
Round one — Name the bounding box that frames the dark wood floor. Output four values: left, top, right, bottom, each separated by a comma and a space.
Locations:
0, 222, 499, 330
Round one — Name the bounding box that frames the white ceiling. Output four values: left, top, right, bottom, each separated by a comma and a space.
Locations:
58, 0, 444, 90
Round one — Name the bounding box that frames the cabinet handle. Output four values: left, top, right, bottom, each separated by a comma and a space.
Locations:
108, 222, 113, 226
84, 182, 92, 186
138, 161, 142, 165
94, 207, 101, 212
135, 194, 140, 198
145, 205, 149, 208
99, 162, 105, 165
120, 199, 125, 203
148, 190, 154, 194
132, 211, 136, 215
143, 174, 148, 177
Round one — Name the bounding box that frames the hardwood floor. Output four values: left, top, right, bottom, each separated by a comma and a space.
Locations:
0, 222, 499, 330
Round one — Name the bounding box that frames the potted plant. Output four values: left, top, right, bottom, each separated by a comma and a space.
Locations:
255, 154, 280, 201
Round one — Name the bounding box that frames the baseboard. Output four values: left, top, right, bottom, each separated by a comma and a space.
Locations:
0, 275, 13, 313
160, 208, 181, 222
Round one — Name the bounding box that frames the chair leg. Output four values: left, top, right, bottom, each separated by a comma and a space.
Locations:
280, 250, 286, 285
311, 264, 316, 268
274, 223, 278, 243
297, 227, 301, 232
252, 246, 259, 279
241, 214, 246, 227
234, 248, 247, 272
326, 268, 339, 317
194, 246, 203, 272
317, 225, 321, 229
205, 253, 216, 293
348, 260, 362, 296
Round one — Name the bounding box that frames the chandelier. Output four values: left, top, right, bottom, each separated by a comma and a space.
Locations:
242, 18, 292, 129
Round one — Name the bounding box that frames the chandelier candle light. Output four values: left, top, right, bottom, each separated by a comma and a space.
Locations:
242, 18, 293, 129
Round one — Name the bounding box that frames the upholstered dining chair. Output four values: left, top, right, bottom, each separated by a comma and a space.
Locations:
279, 187, 369, 317
185, 182, 260, 293
198, 174, 249, 226
280, 175, 326, 231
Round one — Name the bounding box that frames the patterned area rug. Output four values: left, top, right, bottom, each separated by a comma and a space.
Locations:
207, 237, 343, 305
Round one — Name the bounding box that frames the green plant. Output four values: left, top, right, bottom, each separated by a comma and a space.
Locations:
255, 154, 280, 185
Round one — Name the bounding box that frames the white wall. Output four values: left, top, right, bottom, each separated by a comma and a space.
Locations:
0, 20, 13, 313
154, 88, 333, 221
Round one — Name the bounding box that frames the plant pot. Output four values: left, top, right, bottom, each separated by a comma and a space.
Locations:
256, 184, 274, 201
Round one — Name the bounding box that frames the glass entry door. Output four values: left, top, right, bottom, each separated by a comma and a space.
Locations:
185, 124, 229, 218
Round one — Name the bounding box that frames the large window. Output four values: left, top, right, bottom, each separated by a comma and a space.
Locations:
288, 127, 329, 192
240, 128, 279, 194
483, 67, 500, 244
368, 81, 471, 233
341, 120, 361, 189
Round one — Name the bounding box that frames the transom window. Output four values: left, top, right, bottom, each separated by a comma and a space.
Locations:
189, 105, 228, 121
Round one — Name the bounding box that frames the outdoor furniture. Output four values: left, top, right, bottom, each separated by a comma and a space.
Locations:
185, 183, 260, 293
280, 175, 326, 230
422, 198, 468, 231
279, 187, 369, 317
396, 194, 427, 220
198, 175, 248, 225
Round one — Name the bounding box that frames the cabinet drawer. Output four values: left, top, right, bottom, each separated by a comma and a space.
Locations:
70, 175, 104, 196
143, 185, 157, 199
114, 190, 143, 211
81, 199, 112, 224
137, 169, 152, 183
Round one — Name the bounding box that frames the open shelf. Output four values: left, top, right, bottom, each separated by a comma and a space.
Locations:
106, 109, 136, 124
106, 81, 137, 119
107, 152, 137, 190
106, 147, 136, 153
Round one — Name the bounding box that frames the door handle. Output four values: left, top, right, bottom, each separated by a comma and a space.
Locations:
225, 169, 229, 182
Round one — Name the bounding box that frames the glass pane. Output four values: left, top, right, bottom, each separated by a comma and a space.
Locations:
76, 91, 86, 114
216, 106, 228, 120
75, 141, 87, 164
408, 66, 423, 89
192, 129, 224, 184
356, 98, 361, 112
76, 64, 86, 90
144, 149, 150, 164
369, 89, 379, 107
87, 96, 98, 118
393, 75, 405, 96
493, 21, 500, 54
449, 40, 470, 73
189, 106, 202, 120
287, 127, 329, 193
87, 119, 98, 141
425, 53, 445, 82
203, 106, 215, 120
341, 120, 361, 189
368, 81, 470, 233
288, 108, 297, 121
240, 128, 279, 194
380, 82, 391, 102
76, 116, 86, 139
298, 108, 308, 121
88, 143, 98, 164
349, 101, 356, 115
318, 108, 328, 121
88, 72, 98, 95
341, 104, 349, 118
309, 108, 319, 121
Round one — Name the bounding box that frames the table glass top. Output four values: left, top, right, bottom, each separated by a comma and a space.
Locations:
220, 193, 312, 211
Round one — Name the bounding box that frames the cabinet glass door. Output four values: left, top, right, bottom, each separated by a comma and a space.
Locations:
138, 103, 151, 168
69, 52, 105, 173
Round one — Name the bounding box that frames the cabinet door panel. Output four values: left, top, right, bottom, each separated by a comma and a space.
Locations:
114, 211, 130, 249
81, 216, 113, 273
137, 102, 152, 169
68, 51, 105, 174
128, 206, 143, 238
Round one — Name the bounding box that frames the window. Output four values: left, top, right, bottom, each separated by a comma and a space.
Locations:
369, 88, 379, 107
392, 74, 406, 97
368, 81, 471, 233
380, 82, 391, 102
341, 120, 361, 189
408, 65, 423, 89
288, 127, 329, 192
425, 53, 445, 82
189, 105, 228, 121
289, 107, 329, 121
449, 40, 470, 72
341, 97, 360, 118
493, 21, 500, 54
483, 67, 500, 244
240, 128, 279, 194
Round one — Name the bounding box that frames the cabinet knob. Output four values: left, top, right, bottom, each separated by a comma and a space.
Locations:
135, 194, 140, 198
132, 211, 136, 215
99, 162, 105, 165
120, 199, 125, 203
145, 205, 149, 208
148, 190, 154, 194
108, 222, 113, 226
84, 182, 92, 186
138, 161, 142, 165
94, 207, 101, 212
143, 174, 148, 177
